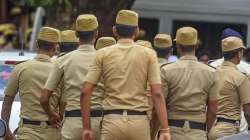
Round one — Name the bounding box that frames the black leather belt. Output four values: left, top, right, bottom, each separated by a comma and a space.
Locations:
22, 118, 50, 126
103, 110, 147, 115
65, 109, 103, 117
217, 117, 239, 124
168, 119, 206, 131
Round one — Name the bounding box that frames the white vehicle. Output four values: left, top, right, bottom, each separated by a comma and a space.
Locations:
0, 51, 36, 132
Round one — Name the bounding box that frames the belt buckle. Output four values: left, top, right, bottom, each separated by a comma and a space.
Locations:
122, 110, 128, 122
40, 122, 48, 129
183, 120, 190, 132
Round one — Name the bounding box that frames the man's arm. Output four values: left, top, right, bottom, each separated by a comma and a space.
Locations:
207, 100, 217, 131
243, 103, 250, 125
1, 95, 15, 139
150, 84, 169, 129
40, 63, 63, 127
81, 82, 95, 130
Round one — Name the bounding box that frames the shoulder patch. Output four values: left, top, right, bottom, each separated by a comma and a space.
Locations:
160, 62, 174, 69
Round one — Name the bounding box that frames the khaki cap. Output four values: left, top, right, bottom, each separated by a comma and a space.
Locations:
76, 14, 98, 31
175, 27, 198, 45
135, 40, 152, 49
222, 37, 246, 52
116, 10, 138, 26
96, 37, 116, 50
154, 34, 172, 48
61, 30, 78, 43
38, 27, 60, 43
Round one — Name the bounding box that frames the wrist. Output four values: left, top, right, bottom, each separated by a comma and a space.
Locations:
159, 127, 170, 133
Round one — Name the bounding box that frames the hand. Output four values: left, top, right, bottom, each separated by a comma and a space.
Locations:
82, 129, 93, 140
4, 130, 15, 140
159, 132, 171, 140
48, 111, 61, 128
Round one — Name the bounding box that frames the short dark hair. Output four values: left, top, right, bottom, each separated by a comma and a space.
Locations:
154, 47, 172, 58
37, 39, 56, 51
178, 45, 196, 52
198, 51, 210, 59
115, 24, 137, 38
223, 48, 243, 60
59, 42, 78, 52
76, 30, 96, 41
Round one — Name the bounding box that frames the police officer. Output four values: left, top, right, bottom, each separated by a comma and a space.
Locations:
50, 30, 79, 121
154, 33, 173, 66
161, 27, 219, 140
81, 10, 170, 140
208, 36, 250, 140
151, 33, 173, 139
95, 37, 116, 50
1, 27, 61, 140
40, 14, 103, 140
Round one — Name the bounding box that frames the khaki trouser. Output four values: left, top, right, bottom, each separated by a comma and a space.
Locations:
208, 122, 240, 140
16, 122, 61, 140
169, 124, 207, 140
101, 114, 150, 140
62, 117, 102, 140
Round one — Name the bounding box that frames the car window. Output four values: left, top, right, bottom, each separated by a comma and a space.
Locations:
0, 64, 20, 101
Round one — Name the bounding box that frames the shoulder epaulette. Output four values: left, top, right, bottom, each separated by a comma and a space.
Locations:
57, 53, 67, 58
207, 64, 216, 69
160, 62, 174, 69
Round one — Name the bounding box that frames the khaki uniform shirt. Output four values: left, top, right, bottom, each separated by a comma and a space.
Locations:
86, 39, 161, 111
216, 61, 250, 120
5, 54, 54, 121
158, 58, 168, 67
44, 45, 103, 111
161, 55, 218, 123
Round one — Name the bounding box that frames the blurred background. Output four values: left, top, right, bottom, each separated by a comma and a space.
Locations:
0, 0, 250, 59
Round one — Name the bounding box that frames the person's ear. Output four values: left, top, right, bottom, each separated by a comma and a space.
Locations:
133, 27, 139, 39
75, 31, 79, 38
112, 26, 118, 39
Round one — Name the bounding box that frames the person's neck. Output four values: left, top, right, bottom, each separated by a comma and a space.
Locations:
228, 58, 240, 65
37, 50, 51, 57
179, 51, 195, 57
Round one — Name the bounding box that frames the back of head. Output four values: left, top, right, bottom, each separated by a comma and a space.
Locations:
75, 14, 98, 42
60, 30, 79, 53
37, 27, 60, 52
222, 36, 245, 60
175, 27, 198, 53
96, 37, 116, 50
154, 33, 172, 58
114, 10, 139, 39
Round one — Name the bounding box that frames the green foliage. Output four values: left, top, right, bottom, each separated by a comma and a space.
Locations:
23, 0, 72, 9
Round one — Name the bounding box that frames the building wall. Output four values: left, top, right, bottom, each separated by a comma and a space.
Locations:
133, 0, 250, 45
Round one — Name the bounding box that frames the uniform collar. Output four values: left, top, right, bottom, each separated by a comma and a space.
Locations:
158, 58, 168, 64
117, 39, 134, 47
34, 54, 51, 62
179, 55, 198, 61
78, 44, 95, 52
222, 61, 237, 69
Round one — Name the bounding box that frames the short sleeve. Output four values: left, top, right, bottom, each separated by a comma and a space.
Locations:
44, 62, 64, 91
85, 51, 103, 84
239, 76, 250, 105
208, 72, 219, 101
160, 68, 169, 98
4, 66, 20, 97
148, 51, 161, 85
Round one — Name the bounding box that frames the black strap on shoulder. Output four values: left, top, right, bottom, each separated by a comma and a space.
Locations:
160, 62, 174, 69
207, 64, 216, 69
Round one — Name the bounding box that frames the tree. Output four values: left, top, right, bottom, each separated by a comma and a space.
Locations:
11, 0, 135, 36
